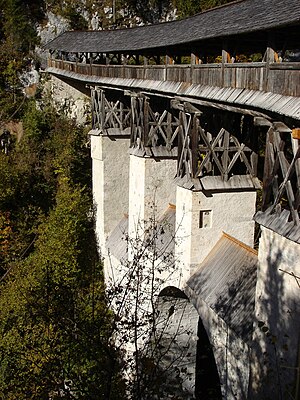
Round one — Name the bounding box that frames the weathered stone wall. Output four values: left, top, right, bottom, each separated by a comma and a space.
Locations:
91, 132, 130, 254
45, 76, 90, 125
128, 155, 177, 246
175, 187, 257, 280
250, 227, 300, 399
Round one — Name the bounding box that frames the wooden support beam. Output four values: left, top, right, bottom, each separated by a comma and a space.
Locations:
171, 96, 271, 119
165, 55, 173, 65
170, 99, 202, 115
254, 117, 272, 127
191, 115, 199, 177
222, 49, 231, 64
273, 122, 292, 133
191, 53, 200, 65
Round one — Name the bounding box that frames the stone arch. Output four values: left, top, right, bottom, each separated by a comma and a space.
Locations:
152, 286, 221, 399
195, 318, 222, 400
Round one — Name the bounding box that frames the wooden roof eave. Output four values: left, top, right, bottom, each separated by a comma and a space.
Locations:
44, 0, 300, 55
46, 28, 299, 59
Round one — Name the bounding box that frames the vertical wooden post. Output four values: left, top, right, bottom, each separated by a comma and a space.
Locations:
191, 52, 198, 84
165, 55, 172, 81
264, 47, 275, 63
221, 42, 231, 87
191, 114, 200, 178
177, 112, 184, 177
263, 34, 277, 91
191, 53, 196, 65
100, 89, 106, 131
61, 52, 65, 70
263, 47, 274, 92
91, 87, 96, 129
90, 54, 93, 75
143, 56, 148, 80
143, 98, 149, 148
165, 55, 173, 65
292, 129, 300, 199
222, 129, 230, 181
122, 54, 127, 79
166, 111, 173, 151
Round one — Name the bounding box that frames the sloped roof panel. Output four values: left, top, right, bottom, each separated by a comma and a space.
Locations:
45, 0, 300, 53
186, 233, 258, 341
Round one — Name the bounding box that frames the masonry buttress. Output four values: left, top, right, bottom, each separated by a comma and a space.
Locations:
90, 130, 130, 261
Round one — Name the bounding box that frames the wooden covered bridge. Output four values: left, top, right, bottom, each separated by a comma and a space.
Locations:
45, 0, 300, 398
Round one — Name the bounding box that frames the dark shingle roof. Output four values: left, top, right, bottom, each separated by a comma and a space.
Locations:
45, 0, 300, 53
186, 232, 258, 341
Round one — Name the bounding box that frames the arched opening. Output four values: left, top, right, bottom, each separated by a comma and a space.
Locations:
142, 286, 199, 398
158, 285, 188, 298
195, 318, 222, 400
144, 286, 222, 399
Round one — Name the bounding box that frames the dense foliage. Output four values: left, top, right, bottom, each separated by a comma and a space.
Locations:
0, 99, 125, 399
45, 0, 236, 29
174, 0, 234, 18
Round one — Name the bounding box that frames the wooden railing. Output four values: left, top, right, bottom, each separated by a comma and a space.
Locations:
48, 58, 300, 97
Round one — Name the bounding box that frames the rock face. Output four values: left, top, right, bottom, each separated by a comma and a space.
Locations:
34, 2, 177, 123
36, 12, 70, 67
45, 76, 90, 125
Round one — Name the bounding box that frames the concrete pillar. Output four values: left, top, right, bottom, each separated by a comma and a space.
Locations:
175, 187, 257, 282
90, 130, 130, 256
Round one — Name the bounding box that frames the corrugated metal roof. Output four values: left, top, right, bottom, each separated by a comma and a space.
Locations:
186, 232, 258, 341
254, 208, 300, 244
45, 0, 300, 53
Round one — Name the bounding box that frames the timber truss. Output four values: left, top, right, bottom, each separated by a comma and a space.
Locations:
90, 87, 259, 185
90, 86, 300, 240
255, 123, 300, 242
171, 99, 258, 190
91, 87, 131, 134
130, 93, 179, 157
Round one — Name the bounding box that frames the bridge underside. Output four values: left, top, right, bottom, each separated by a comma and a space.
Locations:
47, 67, 300, 124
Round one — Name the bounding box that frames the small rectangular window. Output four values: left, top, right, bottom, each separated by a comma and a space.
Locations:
199, 210, 212, 228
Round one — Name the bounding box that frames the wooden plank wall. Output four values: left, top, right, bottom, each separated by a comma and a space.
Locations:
48, 59, 300, 97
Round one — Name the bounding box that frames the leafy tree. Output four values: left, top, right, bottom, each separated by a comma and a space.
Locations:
174, 0, 235, 18
0, 95, 126, 398
173, 0, 202, 18
0, 0, 45, 120
0, 179, 125, 399
0, 98, 92, 273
